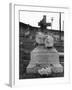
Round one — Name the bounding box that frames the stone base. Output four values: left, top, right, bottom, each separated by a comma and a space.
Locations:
26, 46, 63, 74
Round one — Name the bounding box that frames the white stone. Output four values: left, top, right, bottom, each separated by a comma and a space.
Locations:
45, 35, 54, 47
52, 64, 63, 73
35, 32, 45, 44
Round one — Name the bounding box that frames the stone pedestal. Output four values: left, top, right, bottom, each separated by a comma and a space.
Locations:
26, 46, 63, 74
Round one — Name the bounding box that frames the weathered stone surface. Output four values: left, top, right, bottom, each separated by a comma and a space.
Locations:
52, 64, 63, 73
26, 45, 62, 73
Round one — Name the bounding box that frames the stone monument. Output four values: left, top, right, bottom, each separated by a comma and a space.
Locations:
26, 15, 63, 75
26, 32, 63, 74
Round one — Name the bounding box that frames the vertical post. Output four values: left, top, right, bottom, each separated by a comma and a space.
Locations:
62, 20, 64, 31
59, 12, 61, 41
51, 17, 53, 30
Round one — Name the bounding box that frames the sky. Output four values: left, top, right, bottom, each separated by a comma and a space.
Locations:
20, 11, 64, 30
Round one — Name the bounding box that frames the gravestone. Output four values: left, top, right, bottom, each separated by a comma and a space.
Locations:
26, 16, 63, 74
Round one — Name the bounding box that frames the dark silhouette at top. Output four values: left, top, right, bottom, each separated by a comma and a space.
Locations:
38, 15, 51, 31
